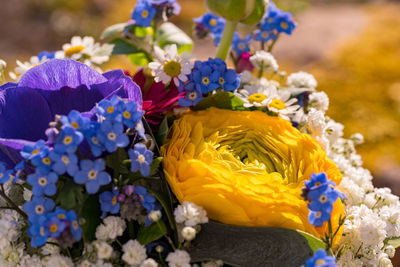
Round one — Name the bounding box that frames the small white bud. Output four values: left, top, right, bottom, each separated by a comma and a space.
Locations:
155, 245, 164, 253
0, 59, 6, 71
181, 226, 197, 241
149, 210, 162, 222
140, 258, 158, 267
385, 245, 396, 258
350, 133, 364, 145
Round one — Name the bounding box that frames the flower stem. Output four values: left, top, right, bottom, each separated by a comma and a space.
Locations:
216, 21, 238, 60
0, 185, 28, 220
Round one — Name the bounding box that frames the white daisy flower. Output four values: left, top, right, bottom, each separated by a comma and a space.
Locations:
267, 90, 300, 121
9, 56, 49, 80
58, 36, 113, 66
250, 51, 278, 72
148, 44, 193, 86
235, 83, 278, 108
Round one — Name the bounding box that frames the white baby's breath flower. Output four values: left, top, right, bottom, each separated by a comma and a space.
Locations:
93, 259, 113, 267
95, 241, 113, 260
308, 91, 329, 111
202, 260, 224, 267
149, 210, 162, 222
181, 226, 196, 241
287, 71, 317, 90
41, 238, 60, 255
140, 258, 158, 267
235, 83, 278, 108
174, 201, 208, 227
122, 239, 147, 266
17, 254, 42, 267
165, 250, 191, 267
325, 120, 344, 144
9, 56, 49, 80
149, 44, 193, 86
350, 133, 364, 145
45, 254, 74, 267
307, 108, 329, 150
95, 216, 126, 241
240, 70, 257, 84
250, 51, 278, 72
336, 250, 363, 267
267, 90, 300, 121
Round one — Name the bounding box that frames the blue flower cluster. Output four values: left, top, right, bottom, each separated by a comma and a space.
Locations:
304, 249, 337, 267
179, 58, 241, 107
131, 0, 181, 27
232, 32, 252, 57
301, 173, 342, 227
193, 12, 226, 46
254, 1, 296, 42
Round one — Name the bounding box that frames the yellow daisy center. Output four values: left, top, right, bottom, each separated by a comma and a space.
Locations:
65, 45, 85, 57
269, 99, 286, 110
248, 93, 267, 104
163, 60, 182, 77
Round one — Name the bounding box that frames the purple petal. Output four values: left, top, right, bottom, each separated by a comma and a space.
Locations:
0, 138, 31, 167
19, 59, 107, 91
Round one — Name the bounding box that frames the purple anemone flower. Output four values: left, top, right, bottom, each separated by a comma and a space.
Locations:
0, 59, 142, 167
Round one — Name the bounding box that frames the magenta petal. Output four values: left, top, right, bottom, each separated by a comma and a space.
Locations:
19, 59, 107, 90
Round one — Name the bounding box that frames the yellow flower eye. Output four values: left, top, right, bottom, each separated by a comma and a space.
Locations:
248, 93, 267, 104
65, 45, 85, 57
163, 61, 182, 77
71, 122, 79, 129
269, 99, 286, 110
161, 108, 344, 245
107, 106, 115, 114
42, 157, 51, 165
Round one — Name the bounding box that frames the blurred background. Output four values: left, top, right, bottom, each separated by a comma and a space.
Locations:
1, 0, 400, 193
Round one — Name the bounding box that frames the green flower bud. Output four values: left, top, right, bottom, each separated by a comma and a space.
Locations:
240, 0, 267, 26
206, 0, 257, 21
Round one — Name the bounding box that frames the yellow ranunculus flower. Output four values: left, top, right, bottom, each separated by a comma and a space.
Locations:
161, 108, 343, 242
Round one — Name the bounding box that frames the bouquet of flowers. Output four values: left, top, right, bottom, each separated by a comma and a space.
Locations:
0, 0, 399, 266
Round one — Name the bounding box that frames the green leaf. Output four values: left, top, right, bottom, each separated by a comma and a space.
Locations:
188, 221, 316, 267
193, 91, 245, 111
156, 117, 169, 147
110, 38, 143, 55
137, 221, 167, 245
127, 53, 151, 67
101, 23, 128, 39
384, 236, 400, 248
106, 148, 128, 176
157, 22, 193, 53
134, 26, 154, 37
296, 230, 330, 254
55, 180, 85, 211
148, 189, 176, 230
80, 195, 102, 241
150, 157, 163, 176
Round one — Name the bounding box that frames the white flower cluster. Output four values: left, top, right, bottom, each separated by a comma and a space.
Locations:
9, 36, 114, 80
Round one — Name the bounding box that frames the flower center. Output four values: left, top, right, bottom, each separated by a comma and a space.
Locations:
32, 149, 39, 155
107, 106, 115, 114
314, 182, 321, 186
141, 10, 149, 18
61, 155, 70, 164
70, 122, 79, 129
35, 205, 44, 214
107, 132, 117, 141
319, 194, 328, 203
188, 92, 198, 100
262, 31, 270, 39
163, 60, 182, 77
65, 45, 85, 57
238, 43, 246, 51
209, 18, 217, 27
112, 196, 117, 205
138, 154, 146, 164
248, 93, 267, 104
316, 259, 325, 265
123, 111, 131, 119
91, 137, 99, 145
58, 214, 66, 219
219, 77, 225, 85
269, 99, 286, 110
281, 22, 289, 29
88, 169, 97, 180
38, 177, 48, 186
72, 220, 79, 230
40, 227, 45, 236
49, 224, 58, 233
202, 77, 210, 85
63, 136, 73, 145
314, 211, 322, 218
